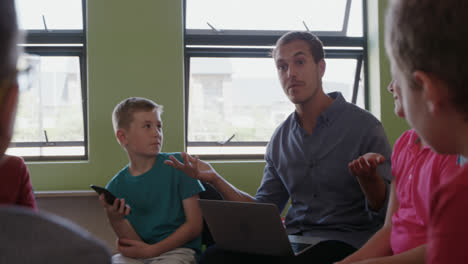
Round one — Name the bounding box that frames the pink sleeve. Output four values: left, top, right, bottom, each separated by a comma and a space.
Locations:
17, 158, 37, 211
428, 167, 468, 263
437, 155, 462, 185
391, 130, 411, 180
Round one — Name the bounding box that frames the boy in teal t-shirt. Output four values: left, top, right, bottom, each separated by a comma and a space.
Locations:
100, 97, 204, 264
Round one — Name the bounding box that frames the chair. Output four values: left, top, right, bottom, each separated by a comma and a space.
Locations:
0, 206, 111, 264
198, 183, 223, 247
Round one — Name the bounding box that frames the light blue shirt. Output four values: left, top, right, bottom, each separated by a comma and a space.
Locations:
255, 92, 392, 248
107, 153, 205, 252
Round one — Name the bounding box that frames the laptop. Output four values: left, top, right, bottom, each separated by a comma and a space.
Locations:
198, 199, 324, 256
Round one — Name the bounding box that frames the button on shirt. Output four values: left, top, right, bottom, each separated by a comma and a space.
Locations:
255, 92, 392, 248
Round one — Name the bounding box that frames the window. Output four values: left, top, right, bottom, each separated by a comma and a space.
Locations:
7, 0, 87, 161
185, 0, 367, 159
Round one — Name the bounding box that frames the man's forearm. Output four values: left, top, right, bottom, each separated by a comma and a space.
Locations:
210, 175, 256, 202
357, 174, 387, 211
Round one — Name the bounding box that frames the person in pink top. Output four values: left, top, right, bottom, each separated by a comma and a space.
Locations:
385, 0, 468, 263
388, 129, 458, 256
0, 0, 36, 211
336, 80, 459, 264
0, 154, 37, 210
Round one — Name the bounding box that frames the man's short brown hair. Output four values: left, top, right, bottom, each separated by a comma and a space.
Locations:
112, 97, 163, 133
386, 0, 468, 118
272, 31, 325, 63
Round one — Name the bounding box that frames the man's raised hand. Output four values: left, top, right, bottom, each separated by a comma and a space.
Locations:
164, 152, 218, 183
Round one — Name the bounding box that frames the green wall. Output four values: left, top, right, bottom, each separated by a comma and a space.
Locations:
28, 0, 406, 193
367, 0, 409, 145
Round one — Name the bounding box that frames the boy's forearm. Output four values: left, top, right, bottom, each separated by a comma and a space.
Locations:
354, 245, 426, 264
147, 220, 202, 257
109, 218, 142, 241
382, 244, 426, 264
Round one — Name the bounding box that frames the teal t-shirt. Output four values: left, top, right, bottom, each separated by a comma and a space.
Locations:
106, 152, 205, 251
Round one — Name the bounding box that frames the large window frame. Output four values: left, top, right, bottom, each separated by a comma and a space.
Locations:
10, 0, 88, 161
184, 0, 368, 160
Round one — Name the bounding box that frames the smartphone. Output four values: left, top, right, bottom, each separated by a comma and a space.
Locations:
90, 185, 117, 205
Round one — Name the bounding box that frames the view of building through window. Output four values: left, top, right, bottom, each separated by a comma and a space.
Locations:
187, 57, 364, 156
7, 56, 85, 157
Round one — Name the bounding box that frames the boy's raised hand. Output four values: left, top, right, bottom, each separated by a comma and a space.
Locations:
164, 152, 218, 183
348, 153, 385, 182
99, 194, 131, 222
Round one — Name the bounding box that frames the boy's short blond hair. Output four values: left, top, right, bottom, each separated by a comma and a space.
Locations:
112, 97, 163, 133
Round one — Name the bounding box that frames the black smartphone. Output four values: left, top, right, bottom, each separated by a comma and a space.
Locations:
90, 185, 117, 205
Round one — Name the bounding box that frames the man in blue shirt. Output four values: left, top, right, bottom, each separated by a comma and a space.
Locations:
167, 31, 392, 264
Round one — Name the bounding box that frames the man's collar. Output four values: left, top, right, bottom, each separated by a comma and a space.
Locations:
318, 92, 345, 126
293, 92, 346, 127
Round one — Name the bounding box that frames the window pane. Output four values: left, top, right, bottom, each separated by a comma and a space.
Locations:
187, 0, 361, 35
9, 55, 85, 157
16, 0, 83, 30
6, 147, 85, 158
187, 146, 266, 156
347, 0, 363, 37
187, 57, 363, 146
322, 58, 361, 106
356, 63, 365, 108
188, 57, 293, 143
